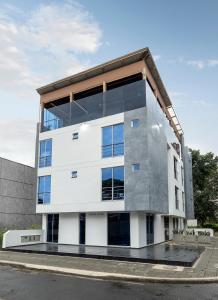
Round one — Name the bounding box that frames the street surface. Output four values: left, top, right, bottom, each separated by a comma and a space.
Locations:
0, 266, 217, 300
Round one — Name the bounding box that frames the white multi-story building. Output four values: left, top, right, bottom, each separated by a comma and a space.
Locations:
36, 48, 194, 248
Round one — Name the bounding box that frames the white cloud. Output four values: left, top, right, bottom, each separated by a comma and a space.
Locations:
0, 1, 102, 94
187, 60, 205, 69
0, 120, 37, 166
187, 59, 218, 69
153, 55, 161, 62
0, 1, 102, 165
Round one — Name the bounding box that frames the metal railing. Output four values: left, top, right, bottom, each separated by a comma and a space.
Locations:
39, 156, 52, 168
41, 80, 146, 132
102, 186, 124, 200
38, 192, 51, 204
102, 143, 124, 158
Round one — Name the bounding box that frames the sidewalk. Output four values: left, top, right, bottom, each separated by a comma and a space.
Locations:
0, 240, 217, 283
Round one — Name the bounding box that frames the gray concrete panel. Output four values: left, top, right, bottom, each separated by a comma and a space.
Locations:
124, 105, 168, 213
0, 157, 41, 229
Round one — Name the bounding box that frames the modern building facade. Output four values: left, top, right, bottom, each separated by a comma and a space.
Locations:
36, 48, 194, 248
0, 157, 41, 229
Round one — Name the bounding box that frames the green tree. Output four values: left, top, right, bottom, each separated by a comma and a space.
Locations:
191, 150, 218, 226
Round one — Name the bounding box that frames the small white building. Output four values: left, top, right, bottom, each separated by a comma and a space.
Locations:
35, 48, 194, 248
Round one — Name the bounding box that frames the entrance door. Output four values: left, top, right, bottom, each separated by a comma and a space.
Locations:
146, 215, 154, 245
79, 213, 86, 244
164, 216, 169, 241
108, 213, 130, 246
47, 214, 59, 243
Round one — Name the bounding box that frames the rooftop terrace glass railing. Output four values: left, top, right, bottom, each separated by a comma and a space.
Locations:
41, 80, 146, 132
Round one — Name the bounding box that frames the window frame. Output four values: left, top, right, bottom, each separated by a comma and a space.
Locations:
72, 132, 79, 140
39, 139, 52, 168
175, 186, 179, 210
101, 166, 124, 201
182, 192, 185, 212
102, 123, 124, 158
131, 119, 140, 128
71, 171, 78, 178
38, 175, 51, 204
132, 163, 140, 172
173, 156, 178, 180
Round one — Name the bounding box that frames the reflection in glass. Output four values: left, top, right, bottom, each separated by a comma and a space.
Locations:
39, 139, 52, 168
38, 175, 51, 204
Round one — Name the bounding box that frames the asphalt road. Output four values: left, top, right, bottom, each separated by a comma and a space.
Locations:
0, 266, 217, 300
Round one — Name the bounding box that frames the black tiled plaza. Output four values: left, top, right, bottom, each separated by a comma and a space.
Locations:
5, 242, 204, 267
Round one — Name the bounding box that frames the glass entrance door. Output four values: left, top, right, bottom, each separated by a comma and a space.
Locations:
146, 215, 154, 245
47, 214, 59, 243
108, 213, 130, 246
79, 213, 86, 244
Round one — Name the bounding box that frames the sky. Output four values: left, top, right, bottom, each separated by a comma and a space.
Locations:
0, 0, 217, 166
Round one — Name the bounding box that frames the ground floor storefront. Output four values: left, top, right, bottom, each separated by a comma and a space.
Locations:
42, 212, 185, 248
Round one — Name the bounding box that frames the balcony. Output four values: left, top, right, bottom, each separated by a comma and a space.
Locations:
41, 79, 146, 132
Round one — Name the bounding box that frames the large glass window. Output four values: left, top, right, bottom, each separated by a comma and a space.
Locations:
38, 176, 51, 204
108, 213, 130, 246
43, 109, 63, 131
102, 166, 124, 200
39, 139, 52, 168
175, 186, 179, 209
102, 123, 124, 158
174, 157, 178, 179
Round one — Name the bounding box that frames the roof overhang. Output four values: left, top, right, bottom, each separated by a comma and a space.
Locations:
36, 47, 183, 137
36, 48, 172, 107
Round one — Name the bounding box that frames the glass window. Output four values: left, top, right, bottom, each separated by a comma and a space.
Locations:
181, 167, 184, 186
113, 166, 124, 200
175, 186, 179, 209
113, 124, 124, 156
174, 157, 178, 179
102, 126, 112, 157
102, 166, 124, 200
131, 119, 140, 128
72, 132, 79, 140
102, 124, 124, 158
39, 139, 52, 168
43, 109, 63, 131
71, 171, 78, 178
102, 168, 112, 200
132, 163, 140, 172
38, 176, 51, 204
108, 213, 130, 246
182, 192, 185, 211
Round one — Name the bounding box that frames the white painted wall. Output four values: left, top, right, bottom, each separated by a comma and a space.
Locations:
130, 212, 147, 248
37, 113, 124, 214
42, 214, 47, 238
168, 144, 185, 218
58, 213, 79, 244
3, 229, 45, 248
86, 213, 107, 246
154, 214, 165, 244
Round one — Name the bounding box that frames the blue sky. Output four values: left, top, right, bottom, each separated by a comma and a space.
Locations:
0, 0, 217, 165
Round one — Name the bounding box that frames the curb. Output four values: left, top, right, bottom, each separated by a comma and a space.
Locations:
0, 260, 217, 284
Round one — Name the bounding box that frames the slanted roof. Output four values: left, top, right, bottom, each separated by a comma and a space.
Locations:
36, 48, 172, 107
36, 47, 183, 136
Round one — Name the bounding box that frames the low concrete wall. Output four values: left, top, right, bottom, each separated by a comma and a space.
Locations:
3, 229, 45, 248
173, 230, 214, 244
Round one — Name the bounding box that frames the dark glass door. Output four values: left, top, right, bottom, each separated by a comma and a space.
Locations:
47, 214, 59, 243
146, 215, 154, 245
79, 213, 86, 244
108, 213, 130, 246
164, 216, 169, 241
